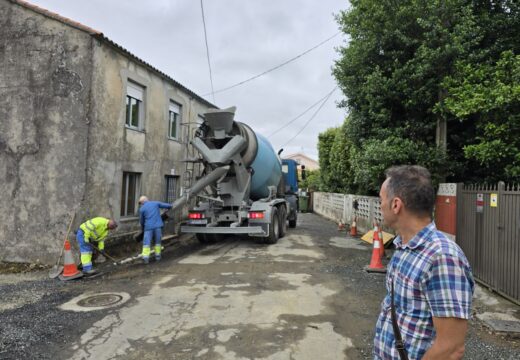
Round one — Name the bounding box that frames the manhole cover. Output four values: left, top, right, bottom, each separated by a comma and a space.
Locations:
60, 292, 131, 312
77, 294, 123, 308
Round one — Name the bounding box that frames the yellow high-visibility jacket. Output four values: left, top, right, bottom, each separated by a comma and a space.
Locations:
79, 217, 109, 250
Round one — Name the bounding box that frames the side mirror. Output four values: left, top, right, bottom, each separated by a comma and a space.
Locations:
301, 165, 306, 180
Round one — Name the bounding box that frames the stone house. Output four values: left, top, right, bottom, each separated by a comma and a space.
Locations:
0, 0, 215, 263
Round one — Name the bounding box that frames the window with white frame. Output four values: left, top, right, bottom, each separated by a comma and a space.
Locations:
168, 101, 181, 140
121, 172, 141, 216
165, 175, 178, 203
126, 81, 144, 129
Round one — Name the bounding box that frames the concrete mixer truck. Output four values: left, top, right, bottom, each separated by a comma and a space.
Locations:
169, 106, 300, 244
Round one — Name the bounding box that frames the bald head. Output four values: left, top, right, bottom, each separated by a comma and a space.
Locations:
108, 219, 118, 230
139, 196, 148, 205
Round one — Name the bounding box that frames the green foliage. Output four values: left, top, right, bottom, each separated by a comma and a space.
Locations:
299, 169, 322, 191
328, 122, 355, 192
350, 136, 449, 194
326, 0, 520, 193
333, 0, 474, 144
318, 127, 339, 192
442, 51, 520, 180
318, 122, 356, 193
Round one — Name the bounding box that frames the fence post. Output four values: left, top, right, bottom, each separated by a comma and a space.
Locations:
498, 181, 505, 234
455, 183, 464, 243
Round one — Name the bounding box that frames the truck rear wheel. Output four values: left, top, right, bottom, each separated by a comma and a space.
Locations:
196, 233, 224, 243
278, 206, 287, 238
289, 212, 297, 228
265, 208, 279, 244
207, 234, 224, 243
196, 233, 209, 243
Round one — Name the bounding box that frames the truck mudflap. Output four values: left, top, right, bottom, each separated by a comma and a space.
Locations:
180, 225, 266, 235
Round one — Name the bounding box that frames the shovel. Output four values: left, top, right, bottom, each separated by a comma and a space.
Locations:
89, 243, 119, 266
49, 213, 75, 278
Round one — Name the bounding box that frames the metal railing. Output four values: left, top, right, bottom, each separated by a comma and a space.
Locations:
457, 182, 520, 304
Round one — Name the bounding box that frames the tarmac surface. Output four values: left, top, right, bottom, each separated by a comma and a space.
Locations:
0, 212, 519, 359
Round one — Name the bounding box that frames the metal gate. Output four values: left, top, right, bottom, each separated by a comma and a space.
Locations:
456, 182, 520, 304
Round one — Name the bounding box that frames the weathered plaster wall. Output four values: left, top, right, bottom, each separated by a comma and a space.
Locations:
87, 42, 213, 236
0, 1, 213, 264
0, 2, 92, 263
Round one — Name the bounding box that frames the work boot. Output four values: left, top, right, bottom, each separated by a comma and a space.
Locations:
83, 269, 98, 277
143, 257, 149, 264
155, 256, 161, 262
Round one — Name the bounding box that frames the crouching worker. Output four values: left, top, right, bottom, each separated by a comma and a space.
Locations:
76, 217, 118, 275
138, 196, 172, 264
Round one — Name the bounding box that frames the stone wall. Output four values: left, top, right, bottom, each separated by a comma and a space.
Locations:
0, 1, 93, 263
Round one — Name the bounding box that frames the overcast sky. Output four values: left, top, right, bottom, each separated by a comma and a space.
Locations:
29, 0, 349, 160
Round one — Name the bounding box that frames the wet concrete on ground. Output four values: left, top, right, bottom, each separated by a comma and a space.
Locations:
0, 213, 519, 359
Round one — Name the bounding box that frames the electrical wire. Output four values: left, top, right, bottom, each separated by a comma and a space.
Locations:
267, 89, 337, 138
202, 32, 341, 96
200, 0, 215, 103
281, 87, 337, 148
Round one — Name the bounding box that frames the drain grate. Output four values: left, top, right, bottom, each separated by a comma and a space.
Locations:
60, 292, 131, 312
77, 294, 124, 308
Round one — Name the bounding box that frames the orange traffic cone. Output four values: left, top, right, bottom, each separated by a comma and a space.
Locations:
350, 216, 357, 236
378, 227, 388, 259
338, 220, 345, 231
373, 224, 385, 259
59, 240, 84, 281
364, 226, 386, 273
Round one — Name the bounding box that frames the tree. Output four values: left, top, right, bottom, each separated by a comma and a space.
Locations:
331, 0, 520, 191
333, 0, 474, 142
328, 121, 355, 193
318, 127, 339, 192
350, 136, 448, 194
299, 169, 322, 192
442, 51, 520, 181
317, 122, 356, 193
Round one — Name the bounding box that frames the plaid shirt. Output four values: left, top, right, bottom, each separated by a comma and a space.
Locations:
374, 222, 474, 359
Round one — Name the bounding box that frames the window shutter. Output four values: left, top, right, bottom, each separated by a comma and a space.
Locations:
169, 102, 180, 114
127, 82, 144, 101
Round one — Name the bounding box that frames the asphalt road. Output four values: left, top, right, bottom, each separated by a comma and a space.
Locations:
1, 213, 519, 359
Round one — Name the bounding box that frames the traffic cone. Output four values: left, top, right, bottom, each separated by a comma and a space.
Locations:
364, 226, 386, 273
350, 216, 357, 236
59, 240, 84, 281
373, 224, 384, 259
338, 220, 345, 231
378, 227, 388, 259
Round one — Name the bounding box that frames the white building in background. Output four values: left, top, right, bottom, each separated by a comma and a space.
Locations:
283, 153, 319, 171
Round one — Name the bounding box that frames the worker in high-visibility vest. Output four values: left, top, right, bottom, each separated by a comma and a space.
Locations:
76, 217, 118, 275
138, 196, 172, 263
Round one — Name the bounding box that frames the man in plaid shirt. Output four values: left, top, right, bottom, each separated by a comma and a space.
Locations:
374, 165, 474, 359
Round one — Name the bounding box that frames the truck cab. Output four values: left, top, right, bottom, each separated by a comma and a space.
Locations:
282, 159, 299, 194
281, 159, 303, 228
